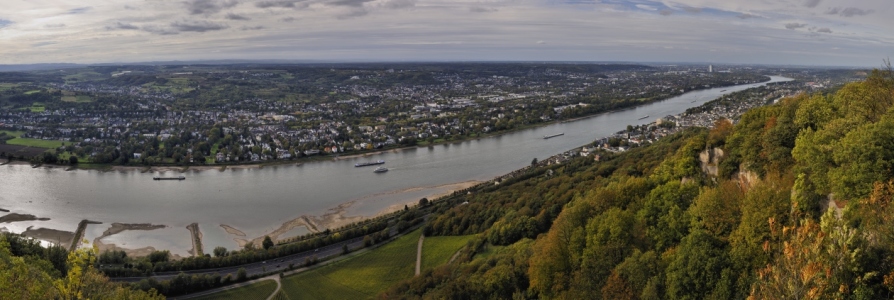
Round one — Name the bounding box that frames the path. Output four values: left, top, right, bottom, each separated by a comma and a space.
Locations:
415, 234, 424, 276
266, 277, 282, 300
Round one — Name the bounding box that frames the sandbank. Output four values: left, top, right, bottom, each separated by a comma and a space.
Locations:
22, 226, 74, 247
0, 213, 50, 223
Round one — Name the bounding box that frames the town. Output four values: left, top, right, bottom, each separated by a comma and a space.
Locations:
0, 63, 863, 166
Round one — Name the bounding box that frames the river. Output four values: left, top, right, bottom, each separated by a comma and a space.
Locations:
0, 76, 791, 256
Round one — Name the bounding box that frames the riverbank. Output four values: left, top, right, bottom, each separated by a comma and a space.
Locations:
8, 78, 771, 174
219, 179, 481, 248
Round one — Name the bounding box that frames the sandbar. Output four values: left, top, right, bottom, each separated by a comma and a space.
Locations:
0, 213, 50, 223
220, 224, 246, 236
93, 223, 172, 258
22, 226, 74, 247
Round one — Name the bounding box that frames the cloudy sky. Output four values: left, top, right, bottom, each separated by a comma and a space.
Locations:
0, 0, 891, 66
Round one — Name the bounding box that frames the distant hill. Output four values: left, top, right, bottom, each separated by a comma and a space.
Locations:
0, 63, 82, 72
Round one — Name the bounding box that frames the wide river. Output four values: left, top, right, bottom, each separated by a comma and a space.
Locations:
0, 76, 790, 256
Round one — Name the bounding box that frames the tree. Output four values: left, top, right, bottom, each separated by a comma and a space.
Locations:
531, 158, 538, 165
212, 246, 227, 257
262, 236, 274, 250
68, 156, 78, 165
418, 197, 429, 207
236, 268, 247, 282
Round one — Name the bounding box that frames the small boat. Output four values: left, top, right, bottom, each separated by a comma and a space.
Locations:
153, 176, 186, 181
691, 100, 697, 103
543, 133, 564, 139
374, 167, 388, 173
355, 160, 385, 167
638, 115, 649, 120
721, 89, 727, 92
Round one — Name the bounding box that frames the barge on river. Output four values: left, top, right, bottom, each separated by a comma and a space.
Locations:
153, 176, 186, 181
355, 160, 386, 167
543, 133, 564, 139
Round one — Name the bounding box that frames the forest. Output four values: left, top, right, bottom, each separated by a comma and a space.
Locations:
382, 69, 894, 299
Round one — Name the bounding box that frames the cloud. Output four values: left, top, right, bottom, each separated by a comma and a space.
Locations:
470, 6, 497, 13
659, 9, 673, 16
241, 25, 265, 30
171, 20, 229, 32
336, 8, 370, 19
280, 17, 296, 22
839, 7, 873, 17
327, 0, 375, 7
184, 0, 238, 15
106, 21, 140, 30
379, 0, 415, 10
803, 0, 821, 8
256, 0, 305, 8
142, 25, 179, 35
785, 23, 807, 30
635, 4, 657, 11
536, 40, 546, 44
44, 23, 66, 28
124, 5, 139, 10
68, 7, 92, 14
737, 13, 758, 19
32, 42, 57, 47
816, 27, 832, 33
683, 7, 701, 13
826, 7, 873, 17
226, 13, 251, 20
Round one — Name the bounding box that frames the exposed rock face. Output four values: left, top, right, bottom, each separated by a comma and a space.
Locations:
698, 148, 725, 177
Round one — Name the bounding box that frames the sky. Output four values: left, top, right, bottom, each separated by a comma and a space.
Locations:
0, 0, 891, 66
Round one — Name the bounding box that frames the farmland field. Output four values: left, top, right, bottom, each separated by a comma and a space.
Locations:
278, 228, 422, 299
420, 234, 474, 271
6, 136, 65, 149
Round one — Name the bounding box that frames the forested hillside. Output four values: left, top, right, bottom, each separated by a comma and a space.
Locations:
383, 69, 894, 299
0, 233, 163, 299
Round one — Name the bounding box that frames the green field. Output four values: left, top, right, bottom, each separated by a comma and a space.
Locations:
0, 83, 17, 91
421, 235, 474, 271
61, 95, 93, 103
29, 103, 46, 112
0, 131, 24, 138
191, 279, 278, 300
6, 136, 64, 149
63, 71, 104, 82
278, 228, 422, 299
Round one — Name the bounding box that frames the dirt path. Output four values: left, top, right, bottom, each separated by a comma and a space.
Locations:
266, 277, 282, 300
415, 234, 424, 276
447, 250, 462, 264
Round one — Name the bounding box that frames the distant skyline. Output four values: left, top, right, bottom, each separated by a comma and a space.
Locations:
1, 0, 891, 67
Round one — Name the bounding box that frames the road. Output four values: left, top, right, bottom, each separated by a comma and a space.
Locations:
111, 235, 367, 282
110, 224, 412, 283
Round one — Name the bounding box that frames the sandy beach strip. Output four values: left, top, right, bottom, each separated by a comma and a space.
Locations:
242, 180, 482, 247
